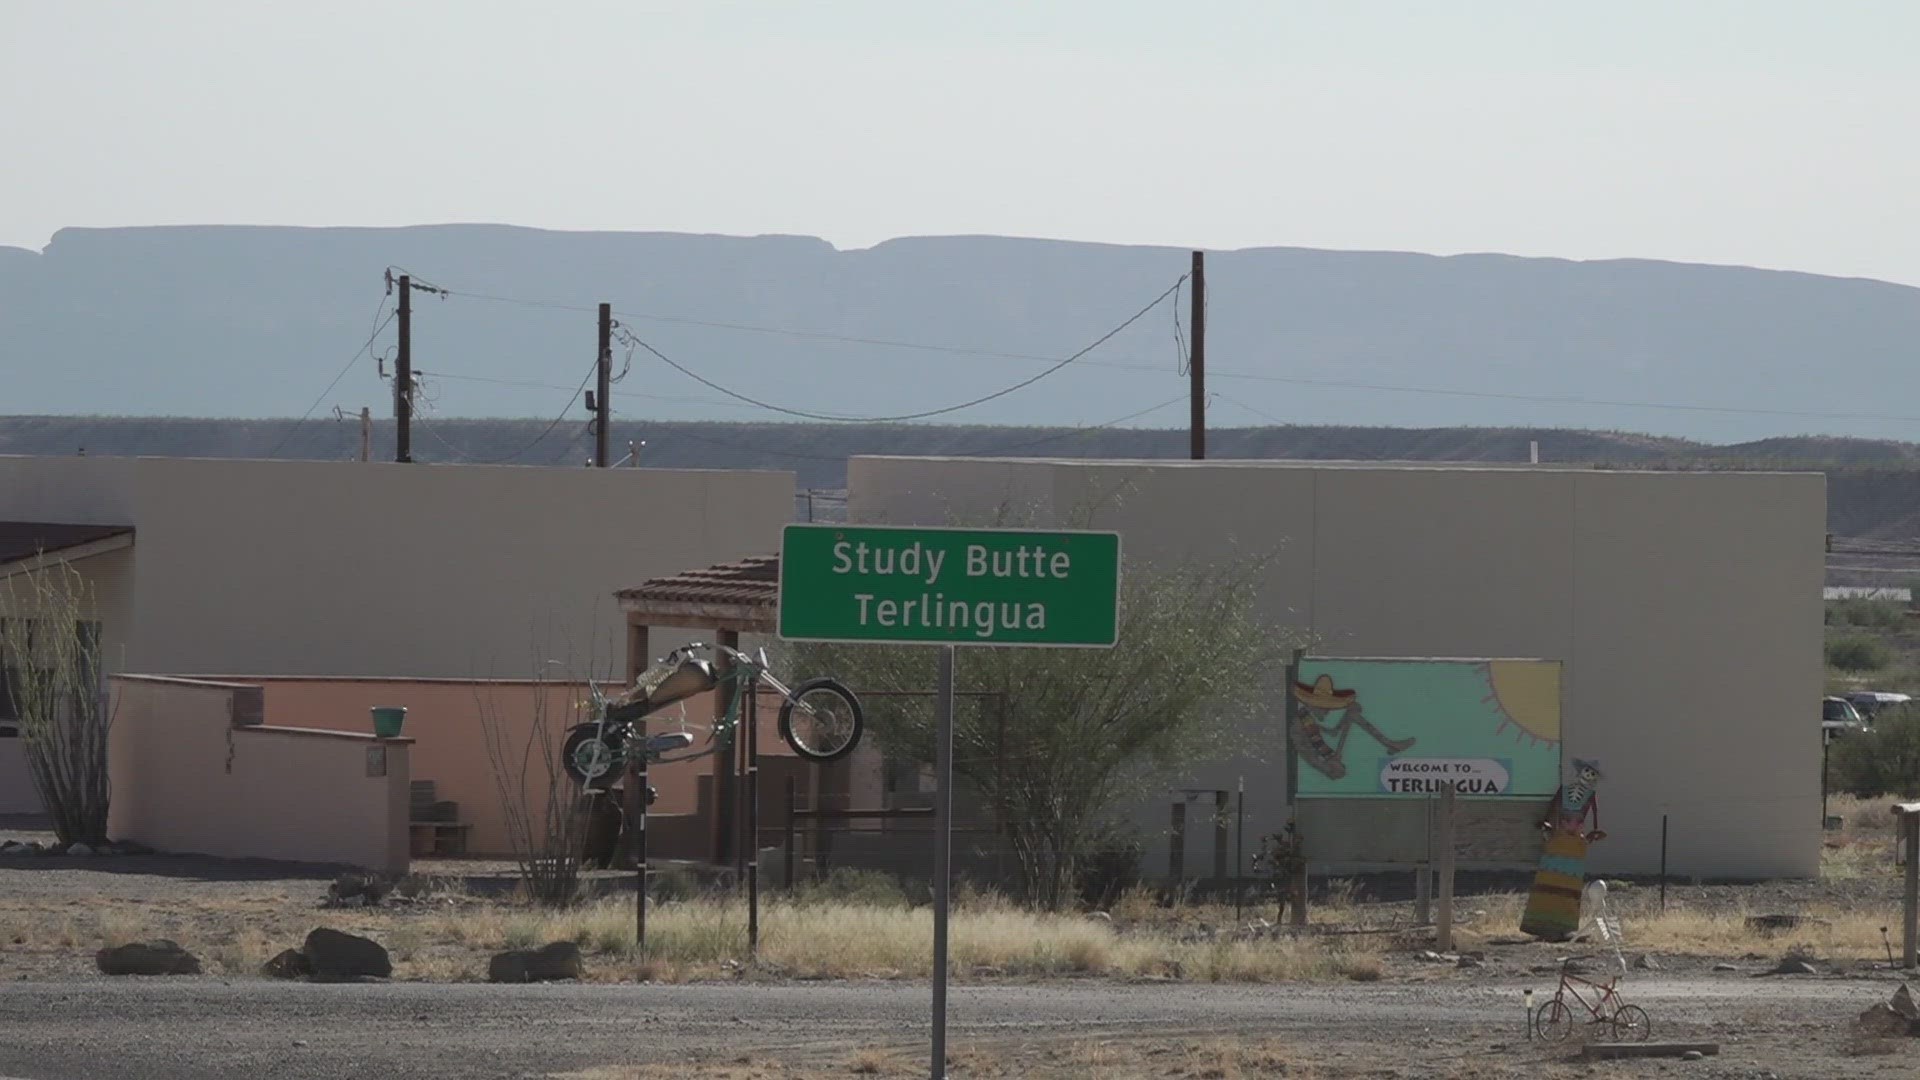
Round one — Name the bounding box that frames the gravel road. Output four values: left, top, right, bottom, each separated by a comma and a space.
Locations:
0, 975, 1903, 1080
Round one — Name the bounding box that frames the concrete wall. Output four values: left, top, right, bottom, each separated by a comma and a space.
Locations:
261, 677, 802, 857
108, 676, 411, 875
0, 739, 37, 817
0, 455, 793, 680
847, 456, 1827, 879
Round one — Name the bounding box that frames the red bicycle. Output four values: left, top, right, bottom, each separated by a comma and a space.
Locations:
1534, 957, 1651, 1042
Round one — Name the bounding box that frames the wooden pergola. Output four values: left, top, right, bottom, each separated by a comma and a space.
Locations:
615, 555, 816, 870
615, 555, 778, 683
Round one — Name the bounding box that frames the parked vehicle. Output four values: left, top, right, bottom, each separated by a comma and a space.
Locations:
1844, 690, 1911, 719
1823, 696, 1867, 740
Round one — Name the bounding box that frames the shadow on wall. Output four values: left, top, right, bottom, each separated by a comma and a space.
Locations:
0, 738, 42, 818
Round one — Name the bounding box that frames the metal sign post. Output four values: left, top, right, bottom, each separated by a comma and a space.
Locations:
929, 645, 955, 1078
777, 523, 1123, 1080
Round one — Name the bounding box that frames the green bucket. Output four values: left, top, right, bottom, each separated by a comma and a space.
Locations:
371, 706, 407, 739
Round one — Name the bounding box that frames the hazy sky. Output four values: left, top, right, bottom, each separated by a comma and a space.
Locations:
5, 1, 1917, 284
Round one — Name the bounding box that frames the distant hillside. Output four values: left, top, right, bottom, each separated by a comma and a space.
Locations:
0, 414, 1788, 485
6, 225, 1920, 442
12, 417, 1920, 551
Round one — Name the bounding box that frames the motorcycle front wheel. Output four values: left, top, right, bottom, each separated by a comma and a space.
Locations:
561, 723, 627, 784
777, 679, 864, 764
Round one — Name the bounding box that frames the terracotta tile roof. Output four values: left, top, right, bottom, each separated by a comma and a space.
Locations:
615, 555, 778, 608
0, 522, 133, 565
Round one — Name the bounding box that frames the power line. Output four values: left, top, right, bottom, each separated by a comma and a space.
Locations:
981, 394, 1192, 454
613, 277, 1187, 424
416, 368, 732, 406
623, 392, 1193, 465
269, 297, 396, 457
404, 267, 1920, 427
474, 357, 600, 465
1217, 394, 1287, 426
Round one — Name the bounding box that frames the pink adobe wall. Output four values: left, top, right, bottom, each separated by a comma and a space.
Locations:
107, 676, 410, 875
248, 678, 800, 858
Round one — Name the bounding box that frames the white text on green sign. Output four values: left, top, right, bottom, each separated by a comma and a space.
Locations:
778, 525, 1121, 647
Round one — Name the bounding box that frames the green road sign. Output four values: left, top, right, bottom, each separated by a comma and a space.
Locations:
778, 524, 1121, 647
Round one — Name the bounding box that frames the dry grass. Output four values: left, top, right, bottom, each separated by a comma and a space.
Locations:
1450, 887, 1895, 962
6, 794, 1913, 986
429, 896, 1385, 983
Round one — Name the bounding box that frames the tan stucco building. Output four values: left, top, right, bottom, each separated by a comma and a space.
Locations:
0, 455, 794, 816
846, 456, 1826, 879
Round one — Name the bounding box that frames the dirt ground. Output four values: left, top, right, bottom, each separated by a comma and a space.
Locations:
4, 829, 1920, 1079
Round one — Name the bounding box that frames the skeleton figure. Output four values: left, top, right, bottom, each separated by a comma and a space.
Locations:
1540, 758, 1606, 841
1290, 675, 1417, 781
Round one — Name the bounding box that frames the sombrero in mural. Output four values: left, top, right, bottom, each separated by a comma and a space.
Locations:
1289, 675, 1354, 780
1293, 674, 1356, 710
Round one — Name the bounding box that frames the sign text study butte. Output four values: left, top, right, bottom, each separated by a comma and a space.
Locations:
778, 525, 1121, 647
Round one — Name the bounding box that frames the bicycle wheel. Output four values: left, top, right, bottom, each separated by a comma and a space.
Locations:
1534, 999, 1574, 1042
561, 724, 625, 784
1611, 1004, 1651, 1042
777, 679, 864, 763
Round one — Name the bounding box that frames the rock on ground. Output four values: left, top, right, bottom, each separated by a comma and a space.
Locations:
303, 927, 391, 982
261, 948, 312, 980
1856, 1002, 1914, 1039
489, 941, 584, 983
326, 872, 391, 906
96, 940, 201, 976
1764, 957, 1819, 976
1891, 982, 1919, 1021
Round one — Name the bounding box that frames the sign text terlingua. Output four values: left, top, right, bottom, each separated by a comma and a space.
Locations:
777, 524, 1121, 647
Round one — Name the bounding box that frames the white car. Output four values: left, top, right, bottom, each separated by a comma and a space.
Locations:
1845, 691, 1911, 718
1823, 696, 1867, 739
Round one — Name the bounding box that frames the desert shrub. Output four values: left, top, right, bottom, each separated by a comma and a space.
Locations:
1076, 828, 1144, 910
1827, 637, 1892, 672
647, 866, 702, 902
1829, 599, 1908, 629
1829, 713, 1920, 798
797, 867, 908, 907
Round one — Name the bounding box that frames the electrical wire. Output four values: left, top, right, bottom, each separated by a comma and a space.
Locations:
621, 392, 1193, 465
405, 268, 1920, 427
1217, 394, 1288, 426
1173, 276, 1189, 378
475, 357, 600, 465
980, 393, 1192, 454
416, 368, 729, 407
614, 276, 1187, 424
268, 296, 396, 458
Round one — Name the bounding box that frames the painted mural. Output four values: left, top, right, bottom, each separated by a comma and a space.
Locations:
1291, 659, 1562, 798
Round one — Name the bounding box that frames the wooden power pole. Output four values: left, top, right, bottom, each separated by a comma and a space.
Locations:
594, 303, 612, 467
395, 274, 413, 463
1189, 250, 1206, 460
359, 407, 371, 462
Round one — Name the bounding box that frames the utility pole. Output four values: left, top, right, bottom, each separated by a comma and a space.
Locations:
1189, 250, 1206, 460
359, 407, 371, 462
395, 275, 413, 463
594, 303, 612, 467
